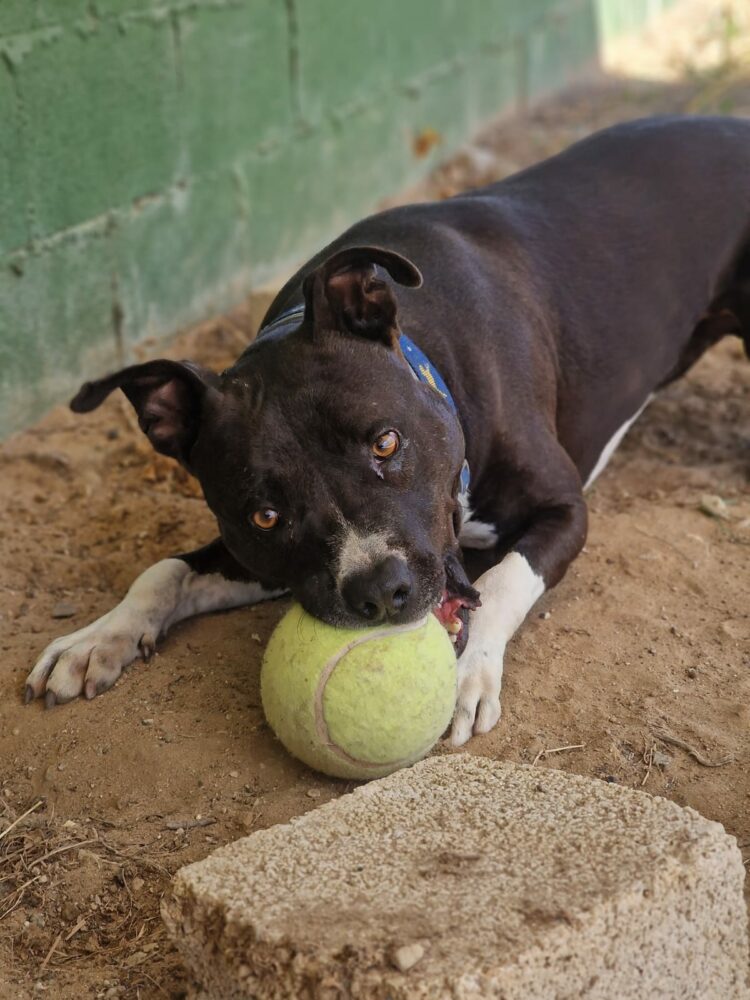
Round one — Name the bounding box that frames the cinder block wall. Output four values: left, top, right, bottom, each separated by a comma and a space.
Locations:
0, 0, 678, 436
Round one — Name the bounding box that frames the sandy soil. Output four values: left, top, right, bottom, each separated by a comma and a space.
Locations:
1, 53, 749, 1000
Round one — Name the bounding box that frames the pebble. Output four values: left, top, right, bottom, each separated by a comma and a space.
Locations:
229, 770, 239, 778
141, 718, 154, 726
51, 601, 78, 619
391, 942, 425, 972
131, 877, 145, 893
539, 611, 551, 620
123, 950, 147, 968
239, 813, 256, 833
306, 788, 321, 799
699, 494, 730, 521
686, 667, 697, 679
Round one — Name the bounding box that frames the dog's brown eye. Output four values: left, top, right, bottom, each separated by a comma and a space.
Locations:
252, 508, 279, 530
372, 430, 399, 460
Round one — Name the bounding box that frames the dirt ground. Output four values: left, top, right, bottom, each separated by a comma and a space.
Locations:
2, 28, 750, 1000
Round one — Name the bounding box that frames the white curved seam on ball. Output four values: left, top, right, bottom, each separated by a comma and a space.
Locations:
312, 615, 434, 769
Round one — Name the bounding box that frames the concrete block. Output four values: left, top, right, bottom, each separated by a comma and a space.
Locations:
176, 1, 292, 176
526, 0, 599, 102
0, 66, 29, 255
0, 224, 119, 436
162, 755, 749, 1000
19, 16, 179, 238
113, 171, 253, 344
0, 6, 91, 37
0, 1, 47, 35
466, 44, 522, 131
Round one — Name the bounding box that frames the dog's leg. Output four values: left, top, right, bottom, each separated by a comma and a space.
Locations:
25, 539, 286, 707
452, 464, 587, 745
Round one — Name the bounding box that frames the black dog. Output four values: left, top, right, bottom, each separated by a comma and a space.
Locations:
26, 116, 750, 746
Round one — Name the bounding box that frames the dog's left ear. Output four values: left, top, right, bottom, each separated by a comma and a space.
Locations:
70, 359, 219, 466
302, 245, 422, 347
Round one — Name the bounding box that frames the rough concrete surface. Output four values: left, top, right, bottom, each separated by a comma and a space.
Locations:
162, 755, 749, 999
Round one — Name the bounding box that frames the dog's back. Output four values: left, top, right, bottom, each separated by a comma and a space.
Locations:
265, 116, 750, 478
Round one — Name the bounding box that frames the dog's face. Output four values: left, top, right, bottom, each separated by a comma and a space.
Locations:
194, 329, 468, 628
71, 246, 478, 645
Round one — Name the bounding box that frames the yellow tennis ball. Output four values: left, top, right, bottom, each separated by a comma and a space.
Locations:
261, 603, 457, 780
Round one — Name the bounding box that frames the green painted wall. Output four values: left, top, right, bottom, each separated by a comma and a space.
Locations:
0, 0, 679, 436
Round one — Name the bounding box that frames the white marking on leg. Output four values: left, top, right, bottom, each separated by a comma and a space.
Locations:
335, 528, 403, 589
26, 558, 285, 704
584, 395, 654, 490
451, 551, 545, 746
459, 517, 498, 550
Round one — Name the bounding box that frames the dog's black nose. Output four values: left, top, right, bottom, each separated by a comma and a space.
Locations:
342, 556, 413, 623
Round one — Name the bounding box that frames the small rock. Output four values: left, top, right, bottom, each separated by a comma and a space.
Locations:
11, 727, 19, 737
251, 633, 262, 643
229, 770, 239, 779
239, 813, 256, 833
686, 667, 697, 679
51, 601, 78, 619
699, 494, 730, 521
78, 849, 103, 866
391, 942, 426, 972
539, 611, 551, 620
131, 877, 145, 893
123, 950, 148, 968
141, 718, 154, 727
306, 788, 321, 799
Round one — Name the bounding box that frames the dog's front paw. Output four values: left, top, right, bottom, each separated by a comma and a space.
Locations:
25, 607, 156, 707
450, 640, 505, 746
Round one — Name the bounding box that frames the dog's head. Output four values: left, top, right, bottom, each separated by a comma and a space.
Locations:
73, 246, 478, 647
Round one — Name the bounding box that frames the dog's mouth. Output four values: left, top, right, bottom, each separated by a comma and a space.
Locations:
434, 592, 474, 642
433, 553, 481, 654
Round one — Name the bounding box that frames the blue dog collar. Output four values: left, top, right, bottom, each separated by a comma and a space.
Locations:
258, 307, 471, 500
398, 332, 471, 501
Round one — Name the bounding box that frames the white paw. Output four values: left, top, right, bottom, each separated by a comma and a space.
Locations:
450, 640, 505, 746
25, 606, 156, 707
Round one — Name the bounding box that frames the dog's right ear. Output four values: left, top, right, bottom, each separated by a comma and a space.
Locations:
71, 359, 219, 465
302, 245, 422, 348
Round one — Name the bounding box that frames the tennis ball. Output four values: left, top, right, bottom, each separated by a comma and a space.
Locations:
260, 603, 457, 780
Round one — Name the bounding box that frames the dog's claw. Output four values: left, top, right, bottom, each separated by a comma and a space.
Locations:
44, 690, 57, 710
24, 684, 34, 705
139, 636, 155, 662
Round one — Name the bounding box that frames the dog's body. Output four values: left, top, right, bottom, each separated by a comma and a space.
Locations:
26, 117, 750, 744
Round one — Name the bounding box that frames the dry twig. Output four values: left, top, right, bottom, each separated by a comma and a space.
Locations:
652, 725, 734, 767
641, 740, 656, 787
0, 801, 43, 844
531, 743, 585, 767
